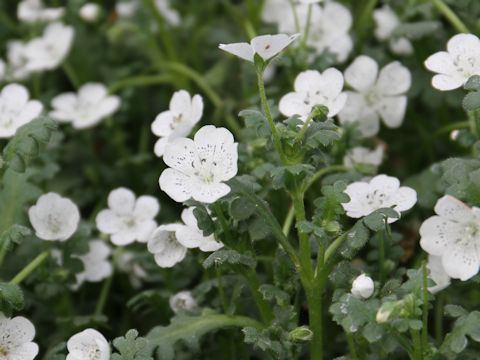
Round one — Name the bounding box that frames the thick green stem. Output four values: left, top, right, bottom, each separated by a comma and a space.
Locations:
431, 0, 469, 33
292, 191, 313, 278
346, 333, 358, 360
421, 260, 429, 353
306, 286, 323, 360
410, 328, 422, 360
244, 270, 274, 324
10, 251, 49, 285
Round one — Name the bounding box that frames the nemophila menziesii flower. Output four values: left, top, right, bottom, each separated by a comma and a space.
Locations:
5, 41, 31, 81
147, 224, 187, 268
96, 187, 159, 246
151, 90, 203, 157
338, 55, 411, 137
22, 22, 74, 72
351, 274, 374, 299
169, 291, 197, 313
29, 192, 80, 241
373, 6, 413, 56
0, 83, 43, 138
66, 329, 110, 360
425, 33, 480, 91
155, 0, 180, 26
279, 68, 347, 120
219, 34, 299, 62
427, 255, 451, 294
74, 240, 112, 287
176, 207, 224, 251
79, 3, 101, 22
159, 125, 238, 203
420, 195, 480, 281
50, 83, 120, 129
17, 0, 64, 23
343, 145, 384, 169
0, 315, 39, 360
342, 174, 417, 223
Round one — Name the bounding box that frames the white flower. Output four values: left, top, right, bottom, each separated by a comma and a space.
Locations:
6, 41, 31, 80
151, 90, 203, 157
338, 55, 411, 137
343, 145, 384, 169
147, 224, 187, 268
116, 1, 138, 18
22, 22, 74, 72
427, 255, 451, 294
342, 174, 417, 223
0, 83, 43, 138
176, 208, 223, 251
169, 291, 197, 313
75, 240, 112, 287
79, 3, 102, 22
424, 33, 480, 91
159, 125, 238, 203
373, 6, 413, 56
29, 192, 80, 241
0, 315, 39, 360
66, 329, 110, 360
0, 60, 5, 80
50, 83, 120, 129
219, 33, 299, 62
117, 251, 147, 288
420, 195, 480, 281
96, 187, 159, 246
18, 0, 64, 23
155, 0, 180, 26
279, 68, 347, 120
351, 274, 374, 299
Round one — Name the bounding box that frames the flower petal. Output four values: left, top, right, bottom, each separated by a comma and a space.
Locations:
219, 42, 254, 62
279, 92, 311, 118
192, 182, 231, 203
376, 96, 407, 128
159, 168, 194, 202
134, 195, 160, 220
108, 187, 136, 215
344, 55, 378, 92
434, 195, 474, 222
251, 34, 298, 61
419, 216, 462, 256
95, 209, 124, 234
442, 243, 479, 281
376, 61, 411, 96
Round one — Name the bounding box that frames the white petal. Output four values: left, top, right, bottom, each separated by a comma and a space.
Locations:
0, 316, 36, 342
159, 168, 194, 202
446, 33, 480, 60
136, 219, 157, 243
293, 70, 323, 93
390, 37, 413, 55
251, 33, 298, 61
434, 195, 474, 222
180, 207, 198, 228
2, 83, 29, 108
154, 137, 169, 157
95, 209, 124, 234
279, 92, 311, 118
431, 74, 465, 91
219, 42, 255, 62
428, 255, 451, 293
134, 196, 160, 220
192, 182, 231, 203
344, 55, 378, 92
163, 137, 197, 174
111, 230, 137, 246
442, 244, 479, 281
375, 96, 407, 128
108, 187, 136, 215
419, 216, 462, 256
67, 329, 110, 360
328, 92, 348, 117
78, 83, 108, 102
151, 111, 177, 137
343, 182, 370, 218
373, 6, 399, 40
376, 61, 411, 96
169, 90, 191, 113
391, 187, 417, 212
175, 226, 204, 248
424, 51, 456, 74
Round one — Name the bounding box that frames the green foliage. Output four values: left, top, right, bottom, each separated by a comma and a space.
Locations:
392, 21, 440, 39
441, 310, 480, 355
203, 249, 257, 269
111, 329, 154, 360
363, 208, 399, 231
0, 283, 24, 313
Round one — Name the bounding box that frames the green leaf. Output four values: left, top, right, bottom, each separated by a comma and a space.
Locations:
0, 283, 24, 312
111, 329, 154, 360
330, 294, 380, 333
465, 75, 480, 91
229, 196, 255, 221
193, 206, 215, 236
463, 91, 480, 111
362, 322, 384, 343
339, 221, 370, 259
363, 208, 399, 231
239, 109, 270, 136
203, 249, 256, 269
258, 284, 290, 306
305, 120, 340, 148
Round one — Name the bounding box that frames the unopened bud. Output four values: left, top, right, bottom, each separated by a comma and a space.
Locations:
289, 326, 313, 342
351, 274, 374, 299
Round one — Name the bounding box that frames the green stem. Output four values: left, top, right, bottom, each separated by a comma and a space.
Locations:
324, 232, 348, 263
94, 273, 113, 317
216, 267, 229, 312
346, 333, 359, 360
379, 226, 387, 286
410, 328, 422, 360
433, 120, 469, 137
431, 0, 469, 33
292, 191, 313, 279
354, 0, 379, 42
62, 62, 80, 89
294, 111, 317, 145
282, 204, 295, 236
108, 74, 174, 93
305, 286, 323, 360
421, 260, 429, 353
10, 251, 49, 285
212, 202, 233, 245
287, 0, 301, 33
244, 270, 274, 324
301, 4, 313, 48
303, 165, 348, 192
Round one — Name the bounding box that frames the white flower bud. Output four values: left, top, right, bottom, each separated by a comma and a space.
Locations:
80, 3, 101, 22
351, 274, 374, 299
450, 129, 459, 141
169, 291, 197, 313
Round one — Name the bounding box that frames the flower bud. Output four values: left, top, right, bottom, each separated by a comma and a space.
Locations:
169, 291, 197, 313
376, 301, 397, 323
80, 3, 101, 22
351, 274, 374, 299
289, 326, 313, 342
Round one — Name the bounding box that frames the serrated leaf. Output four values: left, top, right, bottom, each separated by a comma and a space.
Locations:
111, 329, 154, 360
0, 283, 24, 312
363, 208, 399, 231
463, 91, 480, 111
203, 249, 256, 269
465, 75, 480, 91
258, 284, 290, 306
229, 197, 255, 221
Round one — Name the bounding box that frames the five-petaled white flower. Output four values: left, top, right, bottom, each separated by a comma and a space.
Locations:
29, 192, 80, 241
420, 195, 480, 281
351, 274, 374, 299
79, 3, 101, 22
373, 5, 413, 56
343, 145, 384, 169
17, 0, 64, 23
0, 83, 43, 138
424, 33, 480, 91
338, 55, 411, 137
176, 207, 224, 251
342, 174, 417, 223
159, 125, 238, 203
96, 187, 160, 246
279, 68, 347, 120
66, 328, 110, 360
74, 240, 112, 287
147, 224, 187, 268
5, 41, 31, 81
169, 291, 197, 313
0, 315, 39, 360
427, 255, 451, 294
22, 22, 74, 73
50, 83, 120, 129
219, 33, 299, 62
151, 90, 203, 157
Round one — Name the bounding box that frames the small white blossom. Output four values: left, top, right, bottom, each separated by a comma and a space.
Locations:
427, 255, 451, 294
50, 83, 120, 129
147, 224, 187, 268
0, 83, 43, 138
373, 6, 413, 56
176, 208, 223, 251
155, 0, 180, 26
169, 291, 197, 313
425, 33, 480, 91
159, 125, 238, 204
351, 274, 374, 299
29, 192, 80, 241
96, 187, 159, 246
343, 145, 384, 169
151, 90, 203, 157
420, 195, 480, 281
75, 240, 112, 287
66, 329, 110, 360
5, 41, 31, 80
339, 55, 411, 137
219, 33, 299, 62
22, 22, 74, 73
117, 252, 147, 288
279, 68, 347, 120
116, 1, 138, 18
0, 315, 39, 360
342, 174, 417, 223
17, 0, 64, 23
79, 3, 102, 22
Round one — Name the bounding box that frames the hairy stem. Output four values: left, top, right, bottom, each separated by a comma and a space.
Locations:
431, 0, 469, 33
244, 270, 274, 324
10, 251, 49, 285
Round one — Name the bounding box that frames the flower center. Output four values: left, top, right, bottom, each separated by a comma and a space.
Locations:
366, 189, 387, 208
366, 90, 380, 105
